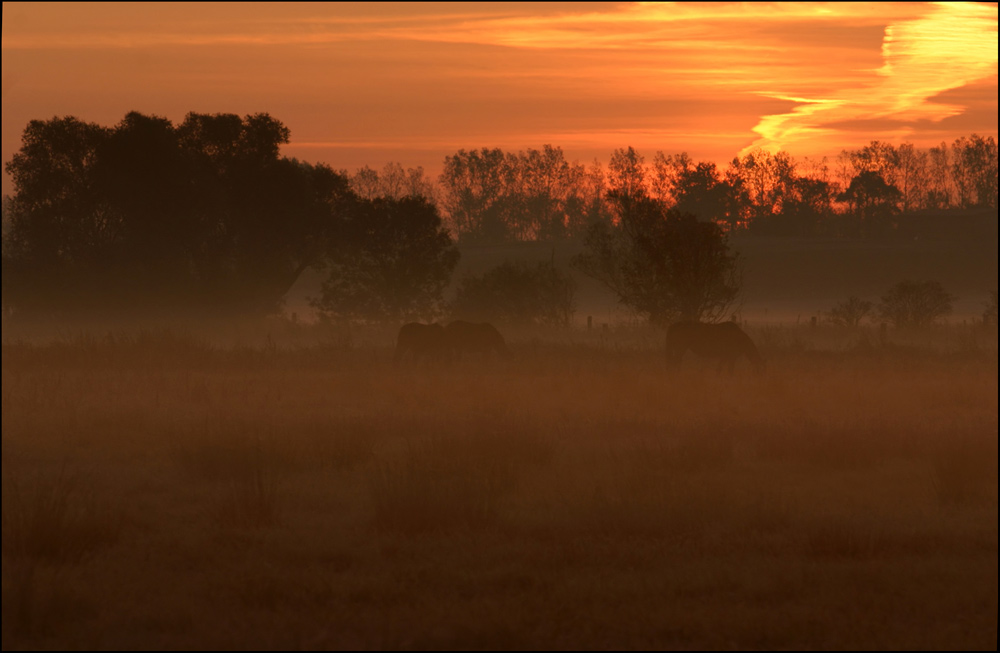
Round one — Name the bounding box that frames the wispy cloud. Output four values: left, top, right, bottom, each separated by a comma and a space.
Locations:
2, 1, 996, 188
745, 2, 998, 155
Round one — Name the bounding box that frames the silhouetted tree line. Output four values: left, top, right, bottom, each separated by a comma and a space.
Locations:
434, 137, 997, 242
3, 110, 994, 325
340, 146, 742, 325
2, 112, 458, 319
437, 145, 607, 242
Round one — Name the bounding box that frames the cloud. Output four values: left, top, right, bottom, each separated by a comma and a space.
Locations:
2, 1, 996, 195
745, 2, 998, 156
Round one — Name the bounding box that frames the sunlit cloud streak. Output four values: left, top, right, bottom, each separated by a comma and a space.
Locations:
746, 2, 998, 156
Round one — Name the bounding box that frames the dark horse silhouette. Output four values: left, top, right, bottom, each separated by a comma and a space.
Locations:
393, 322, 449, 365
666, 321, 764, 373
444, 320, 511, 359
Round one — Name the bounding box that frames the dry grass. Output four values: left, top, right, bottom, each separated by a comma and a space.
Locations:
2, 469, 122, 564
212, 453, 282, 530
368, 437, 517, 533
1, 469, 123, 637
1, 321, 996, 649
929, 431, 999, 507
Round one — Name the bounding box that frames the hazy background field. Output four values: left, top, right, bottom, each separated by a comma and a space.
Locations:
282, 226, 999, 329
3, 230, 998, 650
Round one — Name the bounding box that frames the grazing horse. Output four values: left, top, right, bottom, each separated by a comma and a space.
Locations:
393, 322, 449, 365
666, 321, 764, 373
443, 320, 511, 359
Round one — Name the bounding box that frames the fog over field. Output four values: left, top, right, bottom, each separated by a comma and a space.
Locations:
3, 146, 997, 648
2, 144, 998, 650
2, 233, 997, 649
286, 227, 1000, 328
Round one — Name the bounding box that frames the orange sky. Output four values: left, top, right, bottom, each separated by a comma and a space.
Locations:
2, 2, 997, 196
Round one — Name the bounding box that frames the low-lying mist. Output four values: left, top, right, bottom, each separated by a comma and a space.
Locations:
2, 319, 997, 649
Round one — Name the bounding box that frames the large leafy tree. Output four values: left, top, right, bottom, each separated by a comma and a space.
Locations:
726, 149, 796, 229
836, 170, 902, 237
672, 161, 746, 231
574, 196, 741, 326
3, 116, 113, 309
3, 111, 353, 314
757, 176, 836, 236
951, 134, 998, 209
438, 147, 514, 243
438, 145, 600, 243
311, 196, 460, 323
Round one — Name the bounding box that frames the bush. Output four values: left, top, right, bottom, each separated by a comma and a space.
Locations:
450, 260, 575, 327
878, 280, 954, 328
311, 196, 460, 324
826, 296, 874, 327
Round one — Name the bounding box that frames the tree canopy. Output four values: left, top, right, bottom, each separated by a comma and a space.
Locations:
310, 195, 459, 324
3, 111, 353, 315
574, 196, 741, 326
2, 111, 463, 322
433, 136, 996, 244
450, 259, 576, 327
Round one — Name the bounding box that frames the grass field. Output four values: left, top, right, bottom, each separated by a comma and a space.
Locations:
2, 319, 997, 649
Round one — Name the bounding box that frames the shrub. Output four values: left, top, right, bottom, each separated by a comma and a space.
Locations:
878, 280, 954, 328
826, 296, 874, 327
450, 260, 575, 327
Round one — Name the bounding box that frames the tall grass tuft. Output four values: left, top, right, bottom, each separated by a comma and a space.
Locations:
2, 469, 121, 564
929, 433, 999, 507
2, 469, 123, 637
368, 437, 518, 533
213, 445, 282, 530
